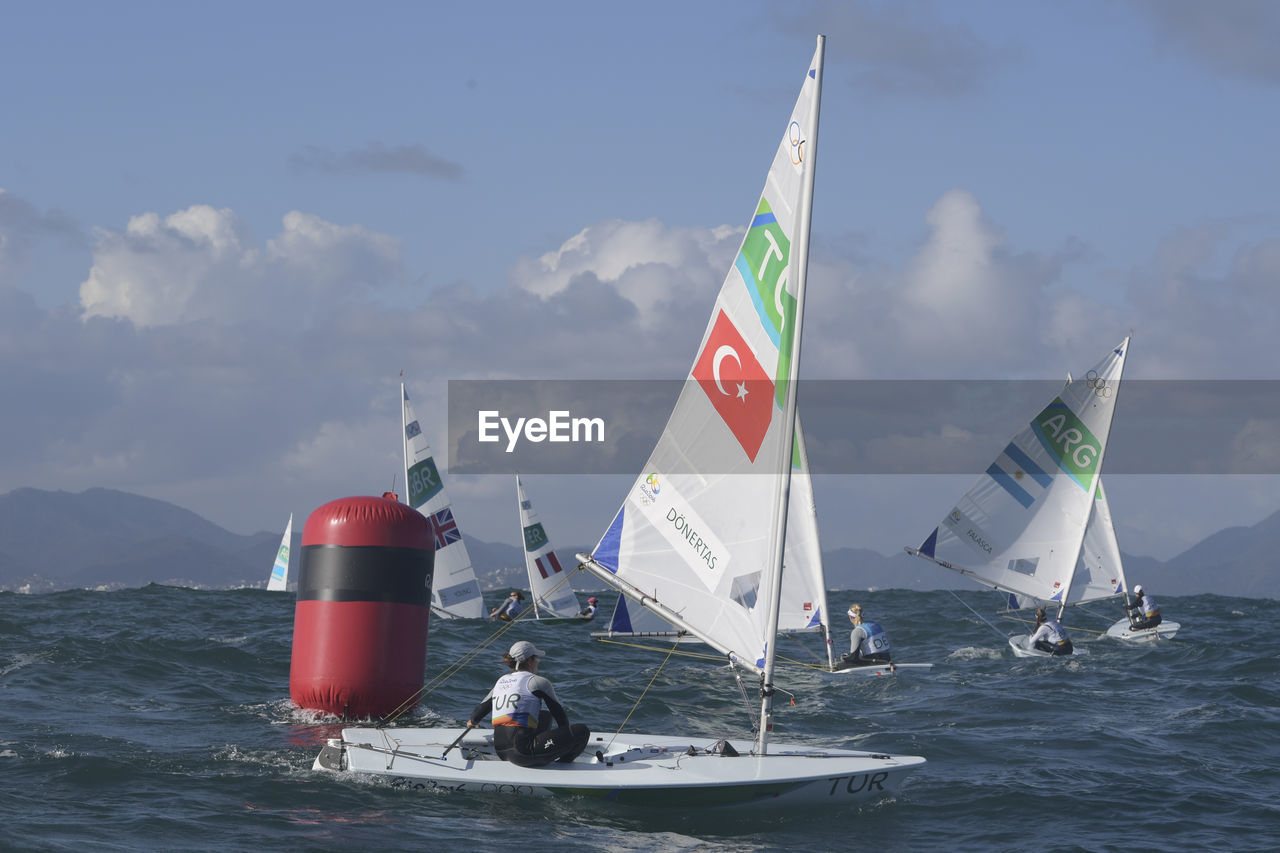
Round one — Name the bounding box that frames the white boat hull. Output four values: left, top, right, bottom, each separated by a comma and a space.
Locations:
1105, 618, 1180, 642
829, 662, 934, 677
315, 727, 925, 809
1008, 635, 1088, 658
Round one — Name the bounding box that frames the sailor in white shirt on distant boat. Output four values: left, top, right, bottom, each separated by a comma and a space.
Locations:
1029, 607, 1074, 656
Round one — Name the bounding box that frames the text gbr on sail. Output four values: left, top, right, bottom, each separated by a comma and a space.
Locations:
477, 410, 605, 453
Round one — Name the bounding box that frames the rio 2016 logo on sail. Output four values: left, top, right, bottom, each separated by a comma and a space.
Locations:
637, 472, 661, 506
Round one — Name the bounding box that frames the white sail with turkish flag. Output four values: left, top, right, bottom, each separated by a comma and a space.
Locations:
578, 43, 821, 674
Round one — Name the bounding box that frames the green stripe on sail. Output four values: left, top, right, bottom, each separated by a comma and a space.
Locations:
408, 457, 443, 507
742, 198, 797, 407
1030, 398, 1102, 491
523, 522, 548, 552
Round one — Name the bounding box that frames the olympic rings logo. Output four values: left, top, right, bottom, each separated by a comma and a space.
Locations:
1085, 370, 1112, 398
789, 121, 805, 166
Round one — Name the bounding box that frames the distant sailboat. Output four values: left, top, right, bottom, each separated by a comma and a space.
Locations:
267, 514, 291, 592
402, 382, 484, 619
515, 475, 582, 621
907, 338, 1178, 655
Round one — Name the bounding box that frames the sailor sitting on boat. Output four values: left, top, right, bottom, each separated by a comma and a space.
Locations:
466, 640, 590, 767
1125, 585, 1162, 631
489, 590, 526, 621
838, 604, 892, 669
1029, 608, 1074, 656
578, 597, 598, 620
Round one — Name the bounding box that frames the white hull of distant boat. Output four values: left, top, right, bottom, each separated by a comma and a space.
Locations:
315, 727, 924, 809
1007, 635, 1089, 658
829, 662, 934, 677
1104, 619, 1180, 642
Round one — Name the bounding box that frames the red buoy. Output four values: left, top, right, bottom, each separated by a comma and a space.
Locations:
289, 495, 434, 718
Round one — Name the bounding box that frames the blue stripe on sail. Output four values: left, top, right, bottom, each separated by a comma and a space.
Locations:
750, 211, 778, 229
610, 597, 633, 633
736, 253, 782, 347
920, 527, 938, 558
987, 463, 1035, 508
805, 607, 822, 629
1002, 442, 1051, 488
594, 506, 624, 573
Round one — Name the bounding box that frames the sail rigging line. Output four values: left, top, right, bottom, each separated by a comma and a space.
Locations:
733, 667, 761, 734
949, 590, 1011, 640
603, 639, 682, 754
592, 637, 724, 661
385, 607, 530, 722
1000, 611, 1109, 636
781, 630, 826, 665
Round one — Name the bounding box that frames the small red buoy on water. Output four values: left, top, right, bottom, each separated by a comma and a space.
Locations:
289, 494, 434, 719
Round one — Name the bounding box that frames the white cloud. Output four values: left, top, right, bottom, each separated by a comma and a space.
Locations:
78, 206, 401, 328
6, 191, 1280, 552
513, 218, 740, 327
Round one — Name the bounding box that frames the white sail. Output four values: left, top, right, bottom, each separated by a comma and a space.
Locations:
581, 41, 823, 677
402, 382, 484, 618
1065, 479, 1128, 606
516, 475, 581, 618
593, 419, 829, 644
267, 514, 291, 592
780, 418, 830, 635
910, 339, 1131, 609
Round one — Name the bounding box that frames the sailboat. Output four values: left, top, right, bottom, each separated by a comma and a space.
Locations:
906, 339, 1179, 656
590, 420, 931, 676
515, 475, 583, 621
402, 381, 485, 619
266, 514, 291, 592
313, 38, 925, 807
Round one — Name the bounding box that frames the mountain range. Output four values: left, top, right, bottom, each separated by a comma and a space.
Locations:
0, 487, 1273, 599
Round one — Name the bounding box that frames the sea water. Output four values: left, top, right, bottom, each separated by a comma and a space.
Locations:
2, 586, 1277, 852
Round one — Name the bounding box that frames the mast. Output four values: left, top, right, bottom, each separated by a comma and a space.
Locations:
1053, 336, 1129, 620
757, 34, 823, 754
400, 382, 411, 506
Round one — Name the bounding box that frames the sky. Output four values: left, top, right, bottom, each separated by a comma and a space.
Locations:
2, 0, 1278, 564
